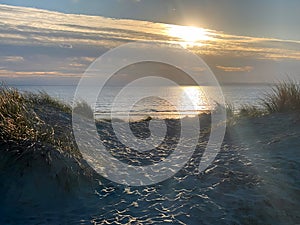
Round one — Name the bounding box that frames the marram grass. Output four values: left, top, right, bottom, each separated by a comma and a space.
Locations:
261, 81, 300, 113
0, 85, 79, 157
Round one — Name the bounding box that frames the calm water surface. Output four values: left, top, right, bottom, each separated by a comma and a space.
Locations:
13, 84, 273, 119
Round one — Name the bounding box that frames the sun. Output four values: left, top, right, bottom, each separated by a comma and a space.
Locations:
166, 25, 210, 47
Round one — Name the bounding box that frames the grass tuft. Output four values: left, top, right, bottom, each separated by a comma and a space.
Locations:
26, 90, 71, 113
0, 85, 80, 157
73, 101, 94, 119
261, 81, 300, 113
239, 104, 265, 118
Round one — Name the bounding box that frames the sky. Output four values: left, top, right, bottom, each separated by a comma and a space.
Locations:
1, 0, 299, 40
0, 1, 299, 85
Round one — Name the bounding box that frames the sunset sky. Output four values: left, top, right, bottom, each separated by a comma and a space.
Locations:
0, 1, 299, 84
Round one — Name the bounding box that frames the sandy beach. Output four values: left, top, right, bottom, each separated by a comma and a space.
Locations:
0, 87, 299, 224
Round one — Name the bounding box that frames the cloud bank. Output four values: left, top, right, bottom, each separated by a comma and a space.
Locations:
0, 4, 299, 84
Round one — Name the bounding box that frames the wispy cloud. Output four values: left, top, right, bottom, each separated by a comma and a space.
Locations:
0, 69, 81, 77
0, 3, 299, 61
216, 65, 253, 72
0, 4, 299, 83
118, 0, 141, 3
1, 56, 24, 62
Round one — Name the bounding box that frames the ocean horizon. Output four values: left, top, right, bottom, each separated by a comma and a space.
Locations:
11, 83, 273, 120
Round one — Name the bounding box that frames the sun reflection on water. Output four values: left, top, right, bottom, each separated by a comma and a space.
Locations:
180, 86, 210, 116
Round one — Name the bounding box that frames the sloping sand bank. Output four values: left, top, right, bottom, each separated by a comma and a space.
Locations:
0, 97, 299, 224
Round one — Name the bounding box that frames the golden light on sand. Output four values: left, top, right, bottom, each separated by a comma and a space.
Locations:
167, 25, 211, 47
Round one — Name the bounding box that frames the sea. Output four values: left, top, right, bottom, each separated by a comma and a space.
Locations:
12, 84, 273, 120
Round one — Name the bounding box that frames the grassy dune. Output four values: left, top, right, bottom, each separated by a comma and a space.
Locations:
0, 86, 79, 156
0, 85, 96, 201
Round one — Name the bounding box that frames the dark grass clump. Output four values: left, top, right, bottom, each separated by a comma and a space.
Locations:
0, 85, 80, 157
26, 90, 71, 113
239, 104, 265, 118
261, 81, 300, 113
73, 100, 94, 119
225, 102, 235, 118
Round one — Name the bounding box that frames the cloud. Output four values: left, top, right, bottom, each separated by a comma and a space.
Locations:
1, 3, 299, 62
59, 43, 73, 49
216, 65, 253, 72
0, 4, 299, 83
118, 0, 141, 3
0, 69, 81, 77
77, 57, 96, 62
2, 56, 24, 62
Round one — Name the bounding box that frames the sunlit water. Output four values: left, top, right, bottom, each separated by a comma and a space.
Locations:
13, 84, 273, 120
